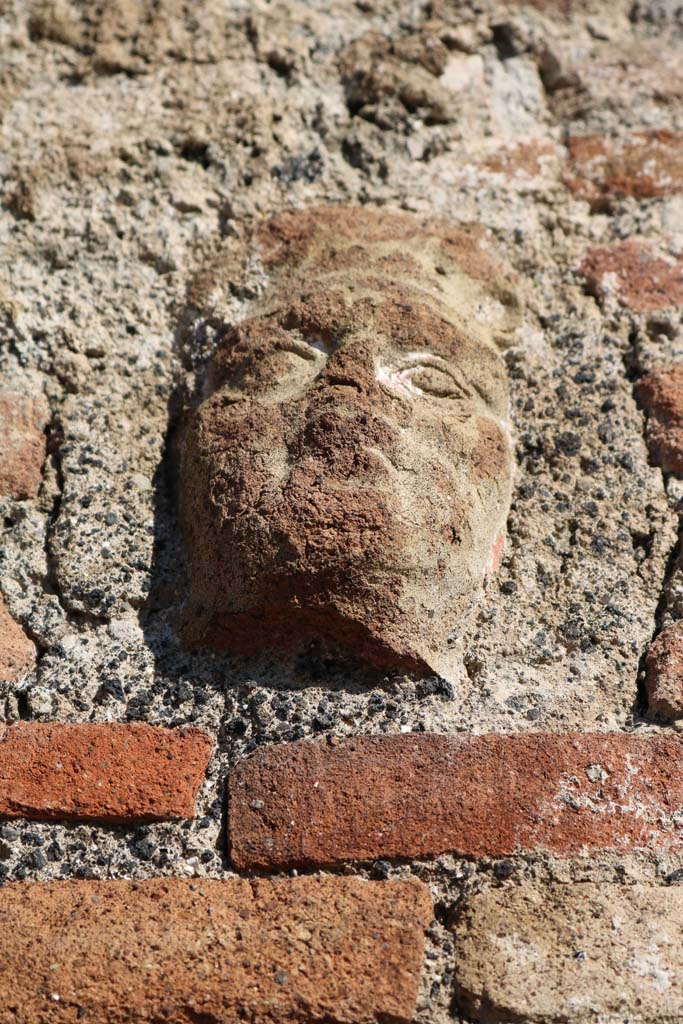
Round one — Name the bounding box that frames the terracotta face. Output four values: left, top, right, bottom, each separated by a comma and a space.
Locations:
179, 207, 521, 677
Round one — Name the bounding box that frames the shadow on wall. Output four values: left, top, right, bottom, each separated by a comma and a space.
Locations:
140, 373, 395, 701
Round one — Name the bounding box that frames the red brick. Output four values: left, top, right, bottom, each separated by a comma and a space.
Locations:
0, 722, 213, 823
0, 391, 49, 499
481, 139, 558, 177
460, 139, 563, 192
0, 875, 431, 1024
645, 620, 683, 721
580, 242, 683, 313
228, 732, 683, 870
0, 595, 35, 683
567, 131, 683, 208
636, 364, 683, 475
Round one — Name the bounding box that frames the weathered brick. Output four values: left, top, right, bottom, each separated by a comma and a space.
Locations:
636, 364, 683, 475
645, 620, 683, 721
229, 732, 683, 870
452, 882, 683, 1022
0, 391, 49, 499
0, 595, 35, 683
567, 131, 683, 208
0, 875, 431, 1024
460, 139, 564, 192
580, 242, 683, 313
0, 722, 213, 823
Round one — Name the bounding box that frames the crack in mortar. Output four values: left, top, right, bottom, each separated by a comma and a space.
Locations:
42, 412, 108, 637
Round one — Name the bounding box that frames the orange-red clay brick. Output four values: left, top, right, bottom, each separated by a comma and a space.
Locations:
636, 364, 683, 476
0, 391, 49, 499
0, 722, 213, 823
567, 131, 683, 208
228, 732, 683, 870
0, 875, 431, 1024
645, 620, 683, 721
0, 595, 35, 683
580, 242, 683, 313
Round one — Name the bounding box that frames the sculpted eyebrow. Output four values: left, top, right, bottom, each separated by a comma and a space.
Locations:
276, 334, 330, 361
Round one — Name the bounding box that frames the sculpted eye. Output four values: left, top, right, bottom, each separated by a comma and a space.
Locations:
408, 365, 466, 398
219, 332, 330, 406
376, 354, 469, 400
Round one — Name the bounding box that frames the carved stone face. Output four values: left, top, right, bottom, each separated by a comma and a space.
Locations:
179, 208, 521, 677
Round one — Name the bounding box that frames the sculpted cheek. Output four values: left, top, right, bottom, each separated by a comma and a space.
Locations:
471, 416, 512, 482
197, 402, 291, 510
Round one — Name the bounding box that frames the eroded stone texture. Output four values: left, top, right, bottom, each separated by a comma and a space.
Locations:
544, 39, 683, 127
180, 206, 521, 677
645, 620, 683, 721
452, 883, 683, 1023
0, 723, 213, 823
0, 595, 35, 683
0, 875, 431, 1024
28, 0, 246, 74
228, 732, 683, 870
0, 390, 49, 499
636, 364, 683, 475
567, 131, 683, 208
580, 242, 683, 313
340, 30, 454, 126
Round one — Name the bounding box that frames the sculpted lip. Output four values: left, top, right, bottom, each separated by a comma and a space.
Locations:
179, 206, 522, 676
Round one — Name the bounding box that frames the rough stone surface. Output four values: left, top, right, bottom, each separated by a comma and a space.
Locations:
0, 875, 431, 1024
1, 0, 675, 770
0, 723, 213, 823
3, 2, 683, 1018
542, 36, 683, 129
452, 882, 683, 1023
229, 732, 683, 869
644, 620, 683, 721
580, 242, 683, 314
0, 594, 35, 683
179, 205, 521, 679
636, 364, 683, 475
0, 391, 48, 499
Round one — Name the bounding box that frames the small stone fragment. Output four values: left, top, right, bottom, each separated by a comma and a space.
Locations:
645, 619, 683, 720
636, 364, 683, 475
339, 30, 453, 126
0, 596, 35, 684
228, 732, 683, 870
0, 723, 213, 823
0, 875, 431, 1023
580, 242, 683, 313
452, 882, 683, 1022
0, 391, 49, 499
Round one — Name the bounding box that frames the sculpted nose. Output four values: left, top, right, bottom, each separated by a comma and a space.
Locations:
318, 347, 378, 395
302, 400, 400, 471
